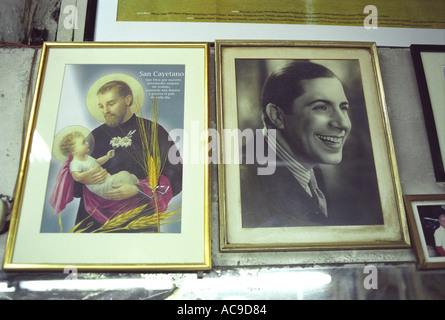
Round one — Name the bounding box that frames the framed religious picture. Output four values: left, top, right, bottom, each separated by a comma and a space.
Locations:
3, 42, 211, 271
215, 40, 410, 251
404, 194, 445, 269
411, 45, 445, 182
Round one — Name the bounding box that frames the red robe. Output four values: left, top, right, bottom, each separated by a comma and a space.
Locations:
49, 156, 172, 225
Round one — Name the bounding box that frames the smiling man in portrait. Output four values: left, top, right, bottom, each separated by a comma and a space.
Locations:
240, 61, 353, 228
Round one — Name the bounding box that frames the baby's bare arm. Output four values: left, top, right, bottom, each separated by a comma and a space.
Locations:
96, 150, 115, 166
72, 166, 107, 184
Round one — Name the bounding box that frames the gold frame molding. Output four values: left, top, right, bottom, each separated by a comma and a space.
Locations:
3, 42, 212, 271
216, 40, 410, 252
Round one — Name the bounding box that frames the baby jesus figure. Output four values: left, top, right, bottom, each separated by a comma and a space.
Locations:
49, 128, 172, 227
60, 130, 139, 200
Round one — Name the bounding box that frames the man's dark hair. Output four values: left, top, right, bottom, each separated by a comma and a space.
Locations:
261, 61, 338, 125
97, 80, 133, 106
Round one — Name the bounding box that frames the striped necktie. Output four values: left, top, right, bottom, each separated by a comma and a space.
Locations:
308, 173, 328, 217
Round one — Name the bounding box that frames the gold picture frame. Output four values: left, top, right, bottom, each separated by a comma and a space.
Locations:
216, 40, 410, 251
404, 194, 445, 270
3, 42, 211, 271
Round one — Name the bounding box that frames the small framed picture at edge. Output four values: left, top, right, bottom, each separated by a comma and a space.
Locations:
404, 194, 445, 270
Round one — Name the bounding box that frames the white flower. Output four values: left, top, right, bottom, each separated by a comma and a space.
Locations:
120, 136, 132, 148
109, 131, 135, 149
110, 137, 122, 148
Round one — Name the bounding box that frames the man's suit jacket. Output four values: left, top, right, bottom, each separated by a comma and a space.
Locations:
240, 160, 329, 228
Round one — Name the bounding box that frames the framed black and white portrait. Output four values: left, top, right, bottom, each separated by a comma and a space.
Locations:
216, 40, 410, 251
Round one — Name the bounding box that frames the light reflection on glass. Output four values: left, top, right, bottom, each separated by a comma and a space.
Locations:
18, 278, 174, 292
3, 271, 332, 299
0, 282, 15, 293
174, 270, 332, 299
29, 131, 52, 163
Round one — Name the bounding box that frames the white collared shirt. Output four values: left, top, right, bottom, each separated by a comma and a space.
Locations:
264, 127, 314, 196
264, 127, 328, 217
434, 226, 445, 248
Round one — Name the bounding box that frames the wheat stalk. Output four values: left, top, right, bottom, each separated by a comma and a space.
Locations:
146, 99, 162, 232
149, 155, 159, 190
69, 207, 99, 233
91, 203, 149, 233
95, 204, 182, 233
